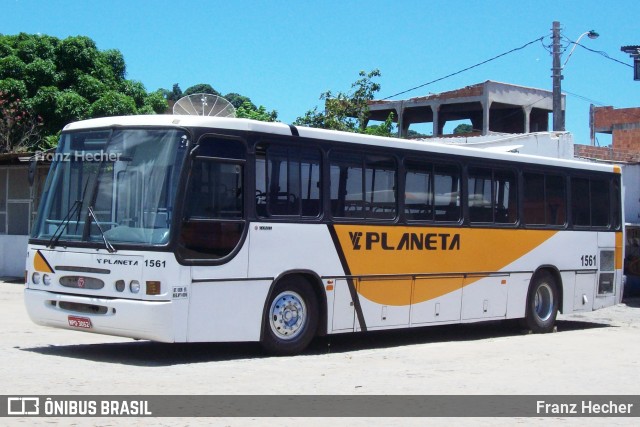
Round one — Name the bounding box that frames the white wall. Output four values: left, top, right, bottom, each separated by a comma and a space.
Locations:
0, 235, 28, 278
622, 164, 640, 225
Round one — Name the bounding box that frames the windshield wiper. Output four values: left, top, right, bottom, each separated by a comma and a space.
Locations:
87, 206, 116, 253
47, 200, 82, 249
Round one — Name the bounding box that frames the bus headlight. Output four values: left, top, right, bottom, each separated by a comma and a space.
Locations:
130, 280, 140, 294
32, 272, 41, 285
43, 274, 52, 286
115, 280, 125, 292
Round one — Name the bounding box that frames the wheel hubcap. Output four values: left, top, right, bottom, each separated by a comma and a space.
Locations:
534, 283, 554, 322
269, 291, 307, 340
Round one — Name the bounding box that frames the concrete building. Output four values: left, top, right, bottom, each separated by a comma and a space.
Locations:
367, 80, 560, 138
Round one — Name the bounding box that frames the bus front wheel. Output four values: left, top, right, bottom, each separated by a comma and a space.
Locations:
261, 277, 318, 355
523, 271, 559, 333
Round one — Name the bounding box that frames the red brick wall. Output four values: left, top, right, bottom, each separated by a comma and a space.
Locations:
574, 144, 640, 162
612, 128, 640, 151
592, 106, 640, 152
593, 106, 640, 128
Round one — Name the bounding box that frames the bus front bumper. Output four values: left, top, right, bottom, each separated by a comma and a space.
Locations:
24, 289, 175, 342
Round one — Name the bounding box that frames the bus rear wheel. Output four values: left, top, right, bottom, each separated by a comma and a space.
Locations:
523, 271, 558, 333
261, 277, 318, 355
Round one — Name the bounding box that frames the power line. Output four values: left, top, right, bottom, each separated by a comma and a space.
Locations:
563, 89, 607, 107
380, 36, 546, 100
565, 38, 633, 68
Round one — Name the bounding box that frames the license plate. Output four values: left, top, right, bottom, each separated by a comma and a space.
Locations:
68, 315, 92, 329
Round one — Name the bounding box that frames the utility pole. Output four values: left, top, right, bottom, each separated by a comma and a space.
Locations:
552, 21, 564, 131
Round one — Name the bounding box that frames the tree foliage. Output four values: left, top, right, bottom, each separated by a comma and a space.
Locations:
0, 91, 42, 153
162, 82, 277, 122
183, 84, 219, 97
453, 123, 474, 134
235, 101, 278, 122
293, 69, 394, 135
0, 32, 169, 151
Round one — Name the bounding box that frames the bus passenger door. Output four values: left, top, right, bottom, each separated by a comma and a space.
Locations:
179, 136, 254, 342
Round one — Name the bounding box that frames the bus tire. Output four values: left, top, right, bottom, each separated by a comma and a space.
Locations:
261, 277, 319, 355
523, 271, 558, 333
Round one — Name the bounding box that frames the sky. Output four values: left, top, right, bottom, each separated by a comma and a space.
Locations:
3, 0, 639, 145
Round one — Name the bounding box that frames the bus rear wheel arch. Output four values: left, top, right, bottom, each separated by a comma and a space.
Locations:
523, 270, 559, 333
261, 275, 320, 355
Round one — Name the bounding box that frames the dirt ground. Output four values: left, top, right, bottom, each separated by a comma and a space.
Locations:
2, 278, 639, 426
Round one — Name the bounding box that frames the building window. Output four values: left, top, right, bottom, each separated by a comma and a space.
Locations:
0, 167, 32, 235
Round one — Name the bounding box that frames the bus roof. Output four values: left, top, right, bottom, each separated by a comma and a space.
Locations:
63, 115, 616, 173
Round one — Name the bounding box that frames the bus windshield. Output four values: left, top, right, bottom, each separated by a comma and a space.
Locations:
32, 128, 189, 247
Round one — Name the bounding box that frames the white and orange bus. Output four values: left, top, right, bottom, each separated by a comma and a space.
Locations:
24, 115, 623, 354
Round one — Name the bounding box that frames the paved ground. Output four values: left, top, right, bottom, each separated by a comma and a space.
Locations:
2, 278, 639, 426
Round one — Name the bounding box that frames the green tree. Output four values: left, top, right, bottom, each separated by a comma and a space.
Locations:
24, 58, 58, 95
235, 101, 278, 122
364, 112, 395, 137
29, 86, 61, 133
0, 33, 171, 151
102, 49, 126, 81
56, 90, 90, 123
0, 90, 42, 153
120, 80, 147, 109
89, 91, 137, 117
0, 78, 28, 100
143, 90, 169, 114
162, 83, 183, 101
0, 55, 26, 80
224, 92, 255, 109
453, 123, 473, 134
294, 69, 393, 135
183, 84, 219, 97
73, 74, 105, 102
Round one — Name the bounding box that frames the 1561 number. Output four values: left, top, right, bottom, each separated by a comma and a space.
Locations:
581, 255, 597, 267
145, 259, 166, 268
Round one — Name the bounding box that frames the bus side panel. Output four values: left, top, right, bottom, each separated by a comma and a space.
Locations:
187, 232, 255, 342
410, 277, 463, 325
248, 223, 347, 336
505, 273, 535, 319
461, 276, 508, 321
187, 280, 271, 342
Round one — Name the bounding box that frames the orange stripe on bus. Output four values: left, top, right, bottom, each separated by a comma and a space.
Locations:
615, 231, 623, 270
333, 225, 557, 305
34, 250, 55, 274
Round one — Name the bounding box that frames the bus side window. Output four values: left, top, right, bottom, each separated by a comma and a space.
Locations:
256, 143, 321, 218
571, 177, 590, 227
523, 173, 545, 225
330, 151, 396, 220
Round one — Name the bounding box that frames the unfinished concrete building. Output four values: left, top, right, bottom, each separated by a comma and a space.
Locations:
367, 80, 560, 138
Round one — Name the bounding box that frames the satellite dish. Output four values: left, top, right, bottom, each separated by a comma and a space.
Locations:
173, 93, 236, 117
